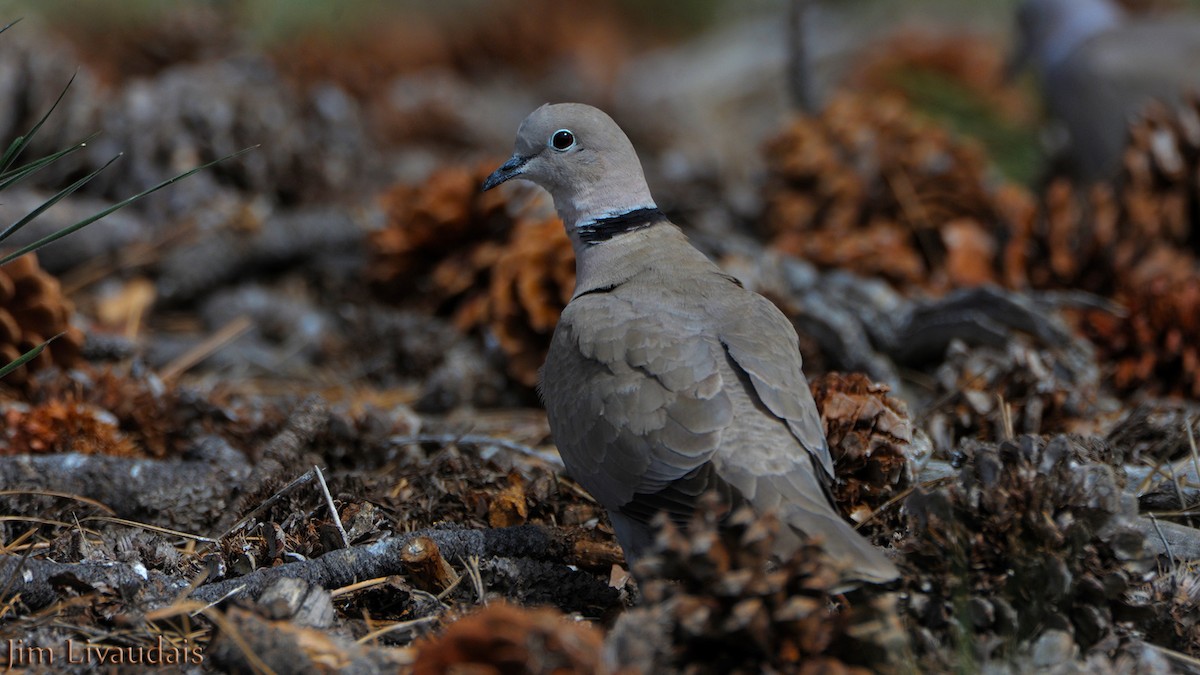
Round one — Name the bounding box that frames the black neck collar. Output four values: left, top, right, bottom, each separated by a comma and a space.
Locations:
576, 207, 665, 245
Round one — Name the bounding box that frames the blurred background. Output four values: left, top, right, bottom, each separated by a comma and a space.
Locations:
1, 0, 1199, 419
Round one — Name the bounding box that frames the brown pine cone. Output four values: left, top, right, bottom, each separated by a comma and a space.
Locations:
0, 253, 84, 386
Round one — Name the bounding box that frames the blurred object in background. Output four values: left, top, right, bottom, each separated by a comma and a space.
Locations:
850, 27, 1041, 184
759, 92, 1025, 293
0, 254, 84, 387
1011, 0, 1200, 181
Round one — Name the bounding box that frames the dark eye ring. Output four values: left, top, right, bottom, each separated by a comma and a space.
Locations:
551, 129, 575, 151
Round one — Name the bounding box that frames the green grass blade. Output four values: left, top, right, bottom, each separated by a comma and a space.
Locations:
0, 146, 258, 267
0, 153, 121, 244
0, 133, 100, 190
0, 71, 76, 174
0, 332, 60, 380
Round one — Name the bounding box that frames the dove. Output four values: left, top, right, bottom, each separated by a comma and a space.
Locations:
483, 103, 899, 584
1013, 0, 1200, 181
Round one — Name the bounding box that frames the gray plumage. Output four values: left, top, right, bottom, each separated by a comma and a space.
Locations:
484, 103, 899, 584
1014, 0, 1200, 181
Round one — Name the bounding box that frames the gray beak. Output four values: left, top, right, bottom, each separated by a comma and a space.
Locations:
482, 154, 530, 191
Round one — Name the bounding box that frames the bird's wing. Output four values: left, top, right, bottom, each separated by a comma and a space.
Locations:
541, 291, 736, 524
715, 291, 834, 479
714, 293, 899, 582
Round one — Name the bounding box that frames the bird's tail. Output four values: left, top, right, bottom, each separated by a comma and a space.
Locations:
778, 506, 900, 585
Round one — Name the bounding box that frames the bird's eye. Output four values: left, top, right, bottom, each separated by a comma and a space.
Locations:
550, 129, 575, 151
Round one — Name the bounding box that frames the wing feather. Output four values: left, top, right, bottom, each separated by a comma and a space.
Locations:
542, 293, 731, 521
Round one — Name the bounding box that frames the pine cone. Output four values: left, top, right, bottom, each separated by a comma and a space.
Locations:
2, 399, 137, 457
0, 253, 84, 387
1118, 100, 1200, 250
1, 364, 193, 459
607, 497, 907, 674
761, 93, 1015, 292
810, 373, 924, 526
851, 29, 1030, 124
456, 216, 574, 387
414, 601, 604, 675
903, 435, 1155, 664
369, 162, 529, 308
370, 163, 575, 387
1081, 246, 1200, 396
926, 336, 1105, 449
1005, 99, 1200, 395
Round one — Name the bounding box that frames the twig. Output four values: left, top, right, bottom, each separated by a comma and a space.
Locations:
1146, 642, 1200, 673
330, 576, 392, 599
1132, 515, 1200, 563
854, 476, 955, 530
463, 555, 485, 604
998, 394, 1014, 441
387, 434, 563, 467
190, 525, 577, 604
80, 516, 217, 543
0, 515, 88, 533
206, 469, 315, 548
199, 606, 279, 675
0, 442, 254, 534
1187, 417, 1200, 492
1149, 514, 1180, 589
355, 616, 439, 645
314, 465, 349, 549
1164, 460, 1195, 528
0, 489, 115, 515
0, 554, 190, 610
190, 585, 248, 618
158, 315, 253, 381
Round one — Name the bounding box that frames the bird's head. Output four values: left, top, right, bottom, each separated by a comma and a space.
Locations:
483, 103, 656, 229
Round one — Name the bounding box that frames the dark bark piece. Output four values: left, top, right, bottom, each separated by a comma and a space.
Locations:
480, 556, 619, 611
190, 525, 581, 604
735, 252, 1102, 396
207, 605, 412, 675
156, 208, 365, 304
257, 577, 336, 628
0, 525, 609, 615
0, 436, 251, 533
0, 555, 189, 610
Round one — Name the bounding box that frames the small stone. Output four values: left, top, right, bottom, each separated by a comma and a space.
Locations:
1030, 629, 1077, 669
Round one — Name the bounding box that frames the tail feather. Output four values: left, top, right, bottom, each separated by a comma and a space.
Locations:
758, 473, 900, 584
781, 506, 900, 584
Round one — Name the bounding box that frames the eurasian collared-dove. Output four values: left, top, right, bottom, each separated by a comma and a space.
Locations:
1013, 0, 1200, 181
483, 103, 899, 584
